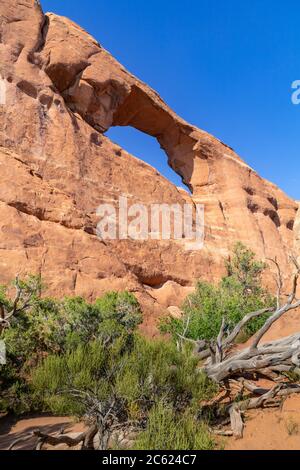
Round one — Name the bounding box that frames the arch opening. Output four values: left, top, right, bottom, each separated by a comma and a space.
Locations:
105, 126, 191, 193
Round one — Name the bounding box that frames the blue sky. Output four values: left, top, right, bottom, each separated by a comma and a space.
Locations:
41, 0, 300, 199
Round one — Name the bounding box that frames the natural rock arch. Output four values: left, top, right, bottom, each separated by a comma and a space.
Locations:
0, 0, 298, 309
40, 13, 241, 196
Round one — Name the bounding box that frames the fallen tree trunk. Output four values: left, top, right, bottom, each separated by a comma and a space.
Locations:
8, 421, 137, 451
200, 257, 300, 383
9, 425, 98, 451
203, 332, 300, 382
187, 257, 300, 438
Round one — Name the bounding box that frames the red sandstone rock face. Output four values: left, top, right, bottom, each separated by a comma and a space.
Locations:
0, 1, 299, 332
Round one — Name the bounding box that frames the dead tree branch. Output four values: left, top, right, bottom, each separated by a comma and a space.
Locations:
201, 259, 300, 383
8, 425, 98, 451
191, 257, 300, 438
0, 276, 38, 333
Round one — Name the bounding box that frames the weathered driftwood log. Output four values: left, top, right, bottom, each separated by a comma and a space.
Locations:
226, 382, 300, 438
197, 257, 300, 383
203, 332, 300, 382
181, 257, 300, 438
8, 424, 98, 451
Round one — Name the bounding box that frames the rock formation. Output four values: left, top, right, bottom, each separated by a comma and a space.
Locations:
0, 0, 299, 332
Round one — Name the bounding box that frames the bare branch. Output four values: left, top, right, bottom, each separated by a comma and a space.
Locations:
215, 317, 226, 363
190, 307, 274, 362
8, 424, 99, 451
0, 276, 39, 333
199, 256, 300, 439
229, 406, 244, 438
8, 433, 35, 451
267, 258, 283, 309
225, 307, 274, 346
251, 299, 300, 350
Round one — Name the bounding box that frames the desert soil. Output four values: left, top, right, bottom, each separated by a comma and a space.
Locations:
0, 415, 86, 450
226, 395, 300, 450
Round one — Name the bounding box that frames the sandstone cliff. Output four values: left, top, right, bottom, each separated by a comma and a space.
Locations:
0, 0, 298, 332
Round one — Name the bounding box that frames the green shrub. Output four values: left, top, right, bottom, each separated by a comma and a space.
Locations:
0, 273, 219, 449
31, 335, 217, 450
115, 336, 217, 411
31, 340, 111, 416
161, 243, 275, 343
224, 241, 266, 293
0, 282, 141, 414
133, 402, 215, 450
3, 289, 141, 358
31, 335, 217, 416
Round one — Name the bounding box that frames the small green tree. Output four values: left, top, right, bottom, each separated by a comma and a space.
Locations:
225, 241, 266, 294
161, 243, 275, 342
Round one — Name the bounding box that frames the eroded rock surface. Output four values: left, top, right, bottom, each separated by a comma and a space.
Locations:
0, 0, 298, 331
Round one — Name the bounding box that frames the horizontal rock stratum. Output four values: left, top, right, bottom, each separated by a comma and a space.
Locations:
0, 0, 299, 332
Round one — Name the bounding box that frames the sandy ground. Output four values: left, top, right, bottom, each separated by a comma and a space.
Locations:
225, 308, 300, 450
0, 415, 86, 450
226, 395, 300, 450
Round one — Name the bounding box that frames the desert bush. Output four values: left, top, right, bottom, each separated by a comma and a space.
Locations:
133, 402, 215, 450
4, 291, 141, 356
224, 241, 267, 293
31, 335, 217, 449
161, 243, 275, 342
0, 273, 218, 449
0, 280, 141, 414
32, 335, 217, 415
31, 339, 118, 416
115, 336, 217, 411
